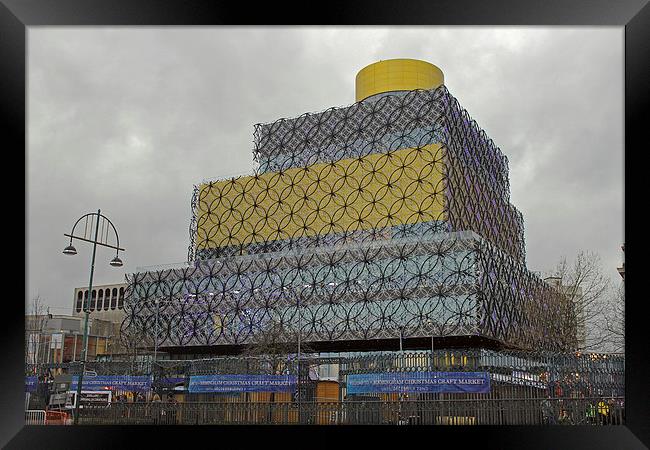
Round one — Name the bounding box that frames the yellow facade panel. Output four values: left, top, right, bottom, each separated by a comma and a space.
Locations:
196, 144, 446, 250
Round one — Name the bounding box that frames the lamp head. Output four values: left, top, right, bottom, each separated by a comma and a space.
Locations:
62, 245, 77, 256
110, 255, 123, 267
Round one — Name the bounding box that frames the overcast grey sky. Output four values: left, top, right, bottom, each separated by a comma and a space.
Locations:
27, 27, 624, 315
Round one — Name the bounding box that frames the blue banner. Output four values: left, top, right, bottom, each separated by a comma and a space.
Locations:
70, 375, 152, 392
189, 374, 297, 393
346, 372, 491, 394
155, 376, 185, 385
155, 376, 186, 390
25, 376, 38, 393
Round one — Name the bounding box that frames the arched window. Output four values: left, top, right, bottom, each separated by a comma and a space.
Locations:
83, 290, 89, 312
97, 289, 104, 311
118, 287, 125, 309
104, 289, 110, 310
90, 290, 97, 311
111, 288, 118, 310
76, 291, 83, 313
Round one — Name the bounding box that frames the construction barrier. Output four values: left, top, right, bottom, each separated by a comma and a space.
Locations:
45, 410, 71, 425
25, 410, 46, 425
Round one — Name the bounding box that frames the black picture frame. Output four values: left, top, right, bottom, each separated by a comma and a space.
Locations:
2, 0, 646, 448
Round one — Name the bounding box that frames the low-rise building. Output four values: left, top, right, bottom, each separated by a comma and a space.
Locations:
25, 314, 116, 365
617, 244, 625, 280
72, 282, 127, 324
25, 282, 129, 366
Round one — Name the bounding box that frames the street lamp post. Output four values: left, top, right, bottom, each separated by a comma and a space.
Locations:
154, 298, 160, 362
296, 293, 301, 424
427, 319, 434, 369
397, 325, 405, 424
63, 209, 124, 425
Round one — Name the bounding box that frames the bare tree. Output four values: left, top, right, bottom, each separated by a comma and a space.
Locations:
239, 320, 316, 409
121, 324, 152, 372
25, 295, 50, 365
603, 283, 624, 353
547, 252, 612, 352
241, 321, 315, 374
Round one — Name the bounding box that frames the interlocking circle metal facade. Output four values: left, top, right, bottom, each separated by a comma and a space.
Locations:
121, 63, 576, 353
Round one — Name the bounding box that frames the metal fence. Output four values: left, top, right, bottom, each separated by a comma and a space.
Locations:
27, 348, 624, 426
76, 397, 624, 426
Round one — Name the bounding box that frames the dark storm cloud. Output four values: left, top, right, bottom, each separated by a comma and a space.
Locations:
27, 27, 623, 313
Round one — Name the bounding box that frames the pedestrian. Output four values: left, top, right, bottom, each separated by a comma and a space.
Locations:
542, 397, 556, 425
162, 392, 177, 424
586, 402, 596, 424
118, 394, 127, 419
